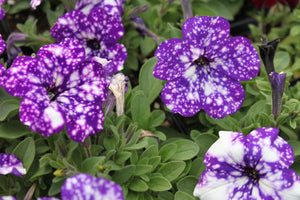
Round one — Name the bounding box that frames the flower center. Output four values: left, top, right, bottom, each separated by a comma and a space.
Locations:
48, 88, 59, 102
87, 39, 101, 50
243, 167, 260, 182
194, 56, 210, 67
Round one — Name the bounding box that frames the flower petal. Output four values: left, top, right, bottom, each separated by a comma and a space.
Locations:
4, 56, 40, 97
51, 10, 91, 42
201, 71, 245, 119
0, 153, 26, 177
256, 169, 300, 199
212, 36, 261, 81
61, 174, 124, 200
61, 99, 104, 142
19, 89, 65, 137
245, 127, 294, 173
154, 38, 186, 80
88, 7, 124, 42
30, 0, 41, 9
182, 16, 230, 54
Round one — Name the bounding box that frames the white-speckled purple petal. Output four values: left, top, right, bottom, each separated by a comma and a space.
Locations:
0, 63, 5, 87
51, 10, 91, 42
182, 16, 230, 54
0, 153, 26, 177
0, 34, 5, 54
30, 0, 41, 9
63, 100, 104, 142
4, 56, 41, 97
19, 88, 65, 137
201, 70, 245, 119
75, 0, 124, 16
61, 174, 124, 200
212, 36, 261, 81
154, 38, 186, 80
245, 127, 295, 173
194, 128, 300, 200
88, 7, 124, 42
0, 197, 18, 200
0, 0, 5, 20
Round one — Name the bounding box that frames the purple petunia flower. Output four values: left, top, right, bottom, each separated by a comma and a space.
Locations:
193, 127, 300, 200
75, 0, 125, 17
0, 197, 18, 200
154, 16, 260, 118
51, 7, 127, 77
30, 0, 41, 9
0, 0, 5, 20
60, 173, 124, 199
0, 153, 26, 177
0, 34, 6, 87
4, 38, 108, 142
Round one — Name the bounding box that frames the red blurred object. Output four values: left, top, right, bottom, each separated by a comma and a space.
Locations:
252, 0, 299, 9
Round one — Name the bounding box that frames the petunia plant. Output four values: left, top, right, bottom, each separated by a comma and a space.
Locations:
0, 0, 299, 200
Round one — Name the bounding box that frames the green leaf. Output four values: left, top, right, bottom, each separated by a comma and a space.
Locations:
147, 176, 172, 192
274, 51, 290, 72
131, 93, 150, 128
112, 165, 136, 184
159, 143, 177, 162
158, 161, 186, 182
174, 191, 196, 200
81, 157, 105, 175
140, 36, 156, 56
191, 130, 218, 156
129, 178, 149, 192
12, 137, 35, 170
0, 120, 31, 139
8, 0, 31, 14
124, 141, 148, 151
140, 145, 158, 160
189, 157, 205, 177
0, 99, 19, 121
115, 152, 132, 165
176, 176, 198, 195
158, 191, 174, 200
29, 165, 52, 182
48, 179, 65, 196
288, 140, 300, 157
139, 57, 164, 104
148, 156, 161, 172
133, 164, 153, 176
169, 139, 199, 161
149, 110, 166, 128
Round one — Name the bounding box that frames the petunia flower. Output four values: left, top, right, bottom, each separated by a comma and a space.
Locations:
0, 34, 6, 87
0, 153, 26, 177
30, 0, 41, 9
75, 0, 125, 17
193, 127, 300, 200
4, 38, 108, 142
4, 174, 123, 200
60, 173, 124, 199
154, 16, 260, 118
51, 7, 127, 77
252, 0, 299, 9
0, 0, 5, 20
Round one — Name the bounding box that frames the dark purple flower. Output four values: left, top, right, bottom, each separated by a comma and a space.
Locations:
0, 0, 5, 20
75, 0, 125, 17
0, 34, 6, 87
4, 38, 108, 142
270, 72, 286, 120
194, 127, 300, 200
0, 153, 26, 177
61, 173, 124, 199
252, 0, 299, 9
154, 16, 260, 118
6, 32, 28, 64
51, 7, 127, 77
